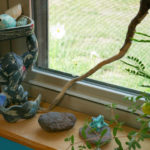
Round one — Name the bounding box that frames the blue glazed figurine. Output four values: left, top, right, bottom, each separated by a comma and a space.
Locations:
89, 115, 108, 132
0, 14, 16, 29
0, 14, 28, 30
0, 32, 41, 122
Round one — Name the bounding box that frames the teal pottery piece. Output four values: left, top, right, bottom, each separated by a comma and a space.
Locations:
16, 16, 28, 26
89, 115, 108, 132
0, 14, 16, 29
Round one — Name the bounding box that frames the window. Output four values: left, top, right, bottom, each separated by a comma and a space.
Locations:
35, 0, 150, 92
30, 0, 146, 128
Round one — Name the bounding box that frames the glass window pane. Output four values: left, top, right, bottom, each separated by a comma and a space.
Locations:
48, 0, 150, 92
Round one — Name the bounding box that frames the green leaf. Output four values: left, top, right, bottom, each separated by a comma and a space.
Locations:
135, 141, 141, 149
112, 103, 117, 109
88, 127, 97, 134
71, 146, 75, 150
95, 140, 101, 148
128, 131, 137, 137
64, 137, 70, 141
109, 119, 115, 125
115, 114, 119, 120
132, 141, 136, 150
81, 127, 87, 139
136, 95, 143, 100
113, 127, 118, 137
132, 38, 150, 43
115, 137, 123, 150
100, 128, 108, 139
70, 135, 74, 144
83, 124, 88, 129
141, 133, 150, 138
135, 32, 150, 38
78, 145, 86, 149
126, 141, 129, 146
86, 141, 92, 149
141, 127, 149, 133
123, 96, 130, 101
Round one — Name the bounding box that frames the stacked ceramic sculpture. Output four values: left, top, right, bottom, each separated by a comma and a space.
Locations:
0, 4, 41, 123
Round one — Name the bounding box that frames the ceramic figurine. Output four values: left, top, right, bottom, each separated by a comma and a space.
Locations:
79, 115, 111, 148
89, 115, 108, 132
0, 14, 28, 29
5, 4, 22, 19
0, 4, 28, 29
0, 32, 41, 123
0, 14, 16, 29
0, 94, 41, 123
16, 16, 28, 26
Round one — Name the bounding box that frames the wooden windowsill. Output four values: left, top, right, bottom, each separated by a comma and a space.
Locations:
0, 103, 150, 150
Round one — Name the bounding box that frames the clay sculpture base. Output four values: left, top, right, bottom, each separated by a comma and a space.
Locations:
79, 126, 111, 146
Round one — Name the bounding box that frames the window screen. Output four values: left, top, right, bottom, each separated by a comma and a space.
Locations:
48, 0, 150, 92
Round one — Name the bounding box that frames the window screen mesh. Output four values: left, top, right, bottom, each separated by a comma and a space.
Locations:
48, 0, 150, 92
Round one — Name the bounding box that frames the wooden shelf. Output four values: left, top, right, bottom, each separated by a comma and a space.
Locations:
0, 104, 150, 150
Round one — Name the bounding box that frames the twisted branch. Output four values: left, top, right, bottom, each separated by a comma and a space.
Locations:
47, 0, 150, 110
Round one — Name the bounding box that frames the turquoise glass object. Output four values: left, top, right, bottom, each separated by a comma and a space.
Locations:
89, 115, 108, 132
0, 14, 16, 29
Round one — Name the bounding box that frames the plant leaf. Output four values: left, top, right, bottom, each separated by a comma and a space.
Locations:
135, 141, 141, 149
64, 137, 70, 141
128, 131, 137, 137
86, 141, 92, 149
81, 127, 87, 139
71, 135, 74, 144
135, 32, 150, 38
141, 133, 150, 138
100, 128, 108, 139
78, 145, 86, 149
113, 127, 118, 137
115, 137, 123, 150
71, 146, 75, 150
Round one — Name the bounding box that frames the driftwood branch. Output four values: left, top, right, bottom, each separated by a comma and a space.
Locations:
47, 0, 150, 111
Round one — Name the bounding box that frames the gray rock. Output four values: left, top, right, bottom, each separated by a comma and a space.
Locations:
38, 112, 76, 132
79, 126, 111, 145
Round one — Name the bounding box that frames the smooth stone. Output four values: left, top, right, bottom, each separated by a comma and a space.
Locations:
79, 126, 111, 145
38, 112, 76, 132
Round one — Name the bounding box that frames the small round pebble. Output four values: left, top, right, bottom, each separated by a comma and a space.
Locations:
38, 112, 76, 132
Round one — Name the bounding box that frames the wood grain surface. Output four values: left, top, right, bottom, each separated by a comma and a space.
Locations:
0, 103, 150, 150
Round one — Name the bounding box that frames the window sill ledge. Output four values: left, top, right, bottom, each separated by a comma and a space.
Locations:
0, 103, 149, 150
